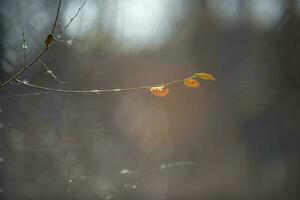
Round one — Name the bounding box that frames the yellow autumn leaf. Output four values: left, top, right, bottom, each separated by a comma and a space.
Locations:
193, 72, 216, 81
150, 85, 170, 97
183, 78, 200, 88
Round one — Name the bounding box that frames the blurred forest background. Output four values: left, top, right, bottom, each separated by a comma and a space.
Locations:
0, 0, 300, 199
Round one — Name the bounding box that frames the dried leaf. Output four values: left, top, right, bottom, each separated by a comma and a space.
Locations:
183, 78, 200, 88
193, 73, 216, 81
44, 34, 54, 47
150, 85, 170, 97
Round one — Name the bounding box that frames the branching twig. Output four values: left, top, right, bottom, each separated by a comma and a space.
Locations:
0, 0, 63, 89
0, 0, 83, 90
57, 1, 86, 38
15, 76, 191, 94
1, 0, 214, 98
20, 4, 67, 85
0, 76, 187, 99
38, 59, 69, 84
2, 51, 197, 97
0, 48, 48, 89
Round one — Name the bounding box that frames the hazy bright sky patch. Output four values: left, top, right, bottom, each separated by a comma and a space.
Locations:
247, 0, 286, 29
63, 0, 98, 37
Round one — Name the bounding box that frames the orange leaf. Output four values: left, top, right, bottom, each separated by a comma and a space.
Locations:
183, 78, 200, 88
193, 73, 216, 81
150, 85, 170, 97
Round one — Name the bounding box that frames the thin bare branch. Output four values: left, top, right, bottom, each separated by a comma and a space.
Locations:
51, 0, 62, 34
57, 1, 86, 38
0, 48, 48, 89
16, 79, 101, 94
38, 59, 69, 84
0, 0, 63, 90
19, 17, 27, 66
15, 76, 192, 94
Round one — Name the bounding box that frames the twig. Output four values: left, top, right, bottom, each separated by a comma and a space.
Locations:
2, 56, 68, 85
0, 75, 187, 99
0, 0, 84, 90
19, 17, 27, 66
15, 76, 192, 94
57, 1, 86, 38
1, 1, 213, 98
0, 48, 48, 89
0, 0, 63, 90
51, 0, 62, 34
38, 59, 69, 84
